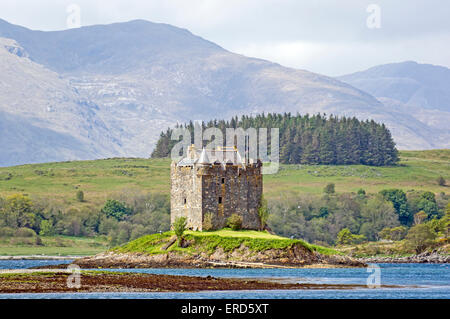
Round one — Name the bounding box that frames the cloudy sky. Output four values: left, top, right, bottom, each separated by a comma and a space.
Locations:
0, 0, 449, 76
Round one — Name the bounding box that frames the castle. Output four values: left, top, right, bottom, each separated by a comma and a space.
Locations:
170, 145, 263, 231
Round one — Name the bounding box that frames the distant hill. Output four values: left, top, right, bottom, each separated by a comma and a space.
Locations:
0, 19, 448, 165
338, 61, 450, 111
338, 61, 450, 149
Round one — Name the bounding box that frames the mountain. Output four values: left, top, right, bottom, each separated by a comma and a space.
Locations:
0, 19, 448, 166
0, 37, 125, 166
338, 61, 450, 111
338, 61, 450, 149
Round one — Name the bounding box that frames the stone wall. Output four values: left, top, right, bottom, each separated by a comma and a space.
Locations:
171, 161, 263, 231
201, 164, 262, 230
170, 162, 203, 230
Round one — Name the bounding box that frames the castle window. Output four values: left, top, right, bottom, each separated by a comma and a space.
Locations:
218, 196, 222, 204
221, 177, 225, 184
183, 198, 187, 205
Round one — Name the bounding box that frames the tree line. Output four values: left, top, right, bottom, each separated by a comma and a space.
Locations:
0, 186, 447, 251
151, 113, 399, 166
0, 192, 170, 246
267, 186, 449, 246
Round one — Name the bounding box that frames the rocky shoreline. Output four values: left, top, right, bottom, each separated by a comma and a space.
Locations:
0, 270, 401, 293
357, 251, 450, 264
42, 246, 367, 269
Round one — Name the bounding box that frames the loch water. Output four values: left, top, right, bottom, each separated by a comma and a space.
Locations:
0, 260, 448, 299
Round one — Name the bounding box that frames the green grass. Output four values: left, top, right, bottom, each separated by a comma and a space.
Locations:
263, 149, 450, 199
115, 228, 341, 256
185, 228, 287, 240
0, 235, 109, 256
0, 151, 448, 210
0, 158, 170, 208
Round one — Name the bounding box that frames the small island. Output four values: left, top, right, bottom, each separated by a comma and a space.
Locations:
65, 228, 365, 269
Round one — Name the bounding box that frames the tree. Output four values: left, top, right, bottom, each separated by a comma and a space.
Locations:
379, 189, 411, 225
151, 113, 398, 166
405, 224, 436, 254
1, 194, 35, 228
76, 190, 84, 202
414, 211, 427, 225
173, 216, 187, 247
437, 176, 446, 186
417, 191, 439, 219
258, 196, 269, 230
442, 203, 450, 237
100, 199, 132, 221
360, 195, 399, 241
336, 228, 353, 245
39, 220, 54, 236
324, 183, 335, 194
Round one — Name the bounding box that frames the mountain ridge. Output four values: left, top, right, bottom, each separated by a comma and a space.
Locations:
0, 18, 448, 166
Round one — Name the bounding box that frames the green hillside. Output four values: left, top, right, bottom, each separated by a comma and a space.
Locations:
0, 150, 448, 208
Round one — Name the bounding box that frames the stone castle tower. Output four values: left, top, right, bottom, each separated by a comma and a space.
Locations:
170, 145, 263, 231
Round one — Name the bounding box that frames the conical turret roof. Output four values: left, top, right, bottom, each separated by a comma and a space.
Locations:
198, 148, 210, 164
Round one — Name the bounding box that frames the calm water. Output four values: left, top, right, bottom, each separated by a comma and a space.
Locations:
0, 260, 448, 299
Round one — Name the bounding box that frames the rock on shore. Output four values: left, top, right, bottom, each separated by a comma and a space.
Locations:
358, 251, 450, 264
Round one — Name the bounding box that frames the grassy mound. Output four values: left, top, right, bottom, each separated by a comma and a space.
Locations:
114, 228, 342, 256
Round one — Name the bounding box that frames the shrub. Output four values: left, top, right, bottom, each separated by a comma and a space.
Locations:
379, 226, 408, 241
336, 228, 366, 245
173, 216, 187, 246
35, 236, 43, 246
389, 226, 408, 241
405, 224, 436, 254
203, 212, 214, 231
0, 227, 15, 237
324, 183, 335, 194
227, 213, 243, 231
9, 237, 34, 245
14, 227, 36, 237
76, 190, 84, 202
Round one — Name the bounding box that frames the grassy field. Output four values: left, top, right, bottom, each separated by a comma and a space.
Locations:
0, 150, 448, 209
0, 235, 109, 256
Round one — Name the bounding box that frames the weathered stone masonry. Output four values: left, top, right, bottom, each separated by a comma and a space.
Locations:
170, 146, 262, 231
